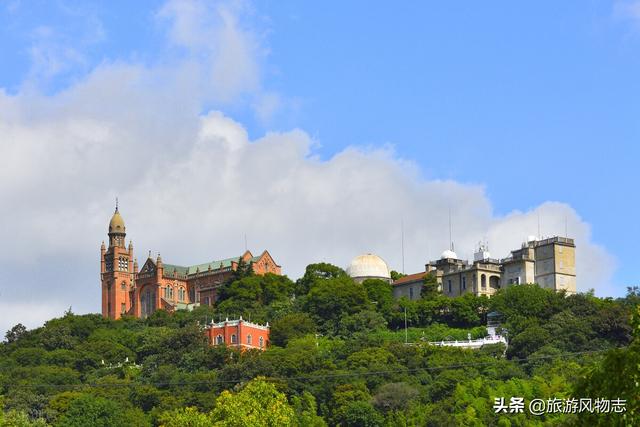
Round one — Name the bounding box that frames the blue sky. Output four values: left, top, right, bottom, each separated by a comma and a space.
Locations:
0, 0, 638, 330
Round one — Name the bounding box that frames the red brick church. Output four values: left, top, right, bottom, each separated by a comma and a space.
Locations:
100, 204, 281, 320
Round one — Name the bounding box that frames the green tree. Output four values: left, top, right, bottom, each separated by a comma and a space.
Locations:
56, 394, 149, 427
224, 257, 254, 286
270, 313, 316, 347
0, 409, 49, 427
361, 279, 394, 316
337, 310, 387, 338
421, 273, 439, 299
295, 263, 348, 296
303, 276, 368, 334
5, 323, 28, 344
291, 392, 326, 427
490, 284, 562, 324
372, 382, 419, 413
573, 305, 640, 426
210, 378, 296, 426
507, 324, 552, 359
333, 401, 383, 427
389, 271, 405, 281
218, 274, 294, 309
158, 407, 213, 427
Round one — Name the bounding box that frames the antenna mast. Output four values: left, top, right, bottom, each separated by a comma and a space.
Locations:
401, 218, 405, 274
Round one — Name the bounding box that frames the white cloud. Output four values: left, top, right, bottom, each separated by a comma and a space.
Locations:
157, 0, 262, 104
0, 0, 620, 335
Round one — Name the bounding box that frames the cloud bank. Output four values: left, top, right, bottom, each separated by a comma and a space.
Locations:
0, 0, 617, 334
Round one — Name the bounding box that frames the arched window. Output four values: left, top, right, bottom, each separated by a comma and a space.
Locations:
178, 288, 185, 301
247, 334, 252, 345
231, 334, 237, 344
216, 335, 223, 345
259, 336, 264, 348
481, 274, 487, 288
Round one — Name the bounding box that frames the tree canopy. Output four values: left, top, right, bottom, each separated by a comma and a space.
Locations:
0, 265, 636, 426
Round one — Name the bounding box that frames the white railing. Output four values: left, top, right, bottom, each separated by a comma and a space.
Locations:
426, 335, 507, 349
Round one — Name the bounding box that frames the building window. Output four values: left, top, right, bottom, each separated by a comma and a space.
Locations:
216, 335, 223, 345
204, 297, 210, 306
462, 277, 466, 290
121, 303, 126, 314
178, 288, 185, 302
409, 287, 414, 299
481, 274, 486, 288
447, 280, 452, 293
259, 336, 264, 348
231, 334, 237, 344
247, 334, 252, 345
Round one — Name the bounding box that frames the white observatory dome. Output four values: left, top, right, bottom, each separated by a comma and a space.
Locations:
441, 249, 458, 260
347, 254, 391, 281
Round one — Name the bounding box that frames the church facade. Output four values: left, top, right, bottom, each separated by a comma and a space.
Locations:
100, 206, 281, 320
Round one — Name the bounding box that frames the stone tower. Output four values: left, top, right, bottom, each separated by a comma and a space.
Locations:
101, 202, 134, 319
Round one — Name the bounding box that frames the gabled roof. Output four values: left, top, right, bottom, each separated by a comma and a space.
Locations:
140, 258, 157, 274
393, 272, 427, 286
252, 249, 281, 267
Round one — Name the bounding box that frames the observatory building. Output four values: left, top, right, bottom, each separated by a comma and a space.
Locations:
346, 253, 392, 283
392, 236, 576, 300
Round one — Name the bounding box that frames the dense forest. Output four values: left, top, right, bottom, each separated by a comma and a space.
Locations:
1, 262, 638, 426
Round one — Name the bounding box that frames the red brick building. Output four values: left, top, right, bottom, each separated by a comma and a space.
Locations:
205, 317, 269, 351
100, 205, 281, 320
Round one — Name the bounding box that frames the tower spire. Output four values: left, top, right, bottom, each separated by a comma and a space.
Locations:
115, 197, 119, 212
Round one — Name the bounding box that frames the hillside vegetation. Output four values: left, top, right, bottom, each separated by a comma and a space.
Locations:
1, 263, 638, 426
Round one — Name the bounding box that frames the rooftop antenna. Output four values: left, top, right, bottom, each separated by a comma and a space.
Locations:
401, 218, 405, 274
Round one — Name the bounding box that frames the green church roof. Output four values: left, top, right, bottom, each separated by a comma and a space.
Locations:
162, 255, 252, 278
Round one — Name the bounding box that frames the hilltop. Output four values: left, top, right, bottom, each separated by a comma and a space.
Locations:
1, 263, 638, 426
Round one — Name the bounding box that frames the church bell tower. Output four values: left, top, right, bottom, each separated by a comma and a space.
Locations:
101, 200, 134, 319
